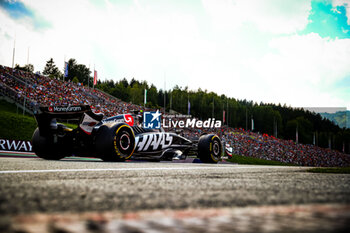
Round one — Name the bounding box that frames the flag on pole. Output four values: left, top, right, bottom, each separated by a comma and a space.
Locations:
64, 62, 68, 78
223, 110, 226, 123
296, 126, 299, 143
93, 70, 97, 86
313, 132, 316, 145
187, 100, 191, 115
144, 89, 147, 105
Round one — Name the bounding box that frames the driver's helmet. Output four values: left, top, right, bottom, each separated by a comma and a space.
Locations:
136, 110, 143, 126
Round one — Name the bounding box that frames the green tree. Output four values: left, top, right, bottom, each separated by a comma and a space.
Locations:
147, 84, 158, 108
66, 58, 91, 85
95, 76, 349, 152
72, 77, 79, 83
67, 58, 77, 81
43, 58, 62, 79
130, 82, 143, 104
15, 64, 34, 73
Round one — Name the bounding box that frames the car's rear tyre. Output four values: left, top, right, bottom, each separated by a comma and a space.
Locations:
198, 134, 222, 163
31, 128, 68, 160
95, 123, 135, 162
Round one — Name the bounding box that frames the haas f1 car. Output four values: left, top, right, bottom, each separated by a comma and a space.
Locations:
31, 105, 223, 163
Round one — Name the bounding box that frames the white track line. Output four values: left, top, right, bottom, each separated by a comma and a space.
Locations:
0, 166, 248, 174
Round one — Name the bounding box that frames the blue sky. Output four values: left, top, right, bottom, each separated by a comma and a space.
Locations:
303, 0, 350, 38
0, 0, 50, 30
0, 0, 349, 109
0, 0, 33, 19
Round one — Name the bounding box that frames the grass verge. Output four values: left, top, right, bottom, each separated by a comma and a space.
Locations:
307, 167, 350, 174
227, 154, 295, 166
0, 100, 77, 141
0, 100, 37, 141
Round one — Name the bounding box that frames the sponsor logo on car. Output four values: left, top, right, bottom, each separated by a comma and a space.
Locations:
123, 114, 134, 126
135, 133, 173, 151
48, 106, 82, 112
101, 118, 124, 124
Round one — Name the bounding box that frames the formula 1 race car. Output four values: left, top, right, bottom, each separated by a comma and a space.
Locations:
31, 105, 223, 163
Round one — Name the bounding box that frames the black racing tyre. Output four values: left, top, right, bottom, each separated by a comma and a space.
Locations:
31, 128, 67, 160
198, 134, 222, 163
95, 123, 135, 162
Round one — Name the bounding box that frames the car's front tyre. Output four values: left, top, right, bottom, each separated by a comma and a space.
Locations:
198, 134, 222, 163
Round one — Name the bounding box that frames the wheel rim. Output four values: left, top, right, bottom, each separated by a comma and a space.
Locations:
212, 140, 220, 159
120, 133, 131, 151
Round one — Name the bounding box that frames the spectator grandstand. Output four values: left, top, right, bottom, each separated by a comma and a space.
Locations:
1, 65, 349, 167
0, 65, 146, 117
222, 128, 350, 167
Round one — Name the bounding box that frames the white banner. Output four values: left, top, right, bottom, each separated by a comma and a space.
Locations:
0, 139, 33, 152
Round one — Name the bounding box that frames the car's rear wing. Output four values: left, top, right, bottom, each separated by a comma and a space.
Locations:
34, 105, 101, 136
37, 105, 92, 116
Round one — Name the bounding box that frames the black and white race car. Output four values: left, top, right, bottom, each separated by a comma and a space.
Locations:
31, 105, 223, 163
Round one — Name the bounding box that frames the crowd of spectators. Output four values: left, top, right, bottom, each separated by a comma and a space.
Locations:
221, 128, 350, 167
0, 65, 147, 117
1, 65, 349, 167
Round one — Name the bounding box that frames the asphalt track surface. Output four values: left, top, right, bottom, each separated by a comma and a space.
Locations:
0, 154, 350, 232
